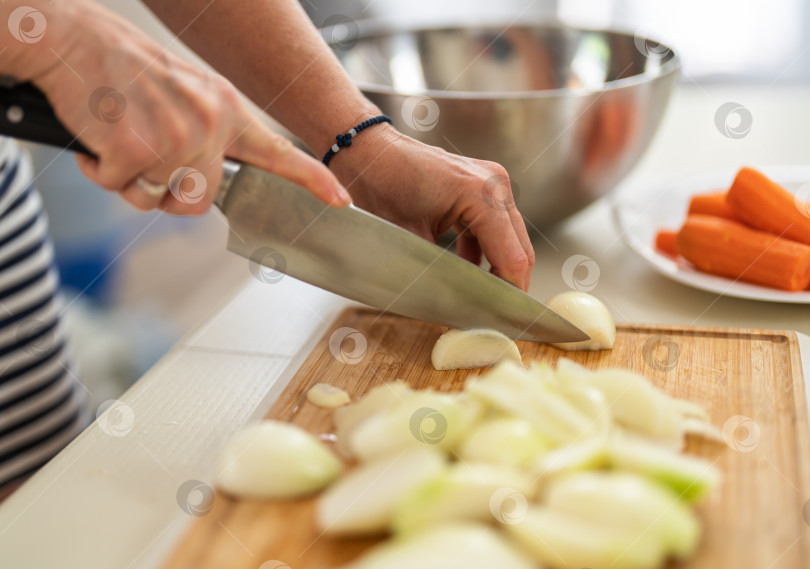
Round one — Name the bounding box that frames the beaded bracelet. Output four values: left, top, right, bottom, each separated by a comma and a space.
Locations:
321, 115, 392, 167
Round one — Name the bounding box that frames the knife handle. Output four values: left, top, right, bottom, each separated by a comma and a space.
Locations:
0, 81, 242, 208
0, 81, 94, 156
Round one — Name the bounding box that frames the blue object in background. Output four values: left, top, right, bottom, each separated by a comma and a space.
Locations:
23, 142, 181, 403
24, 143, 134, 303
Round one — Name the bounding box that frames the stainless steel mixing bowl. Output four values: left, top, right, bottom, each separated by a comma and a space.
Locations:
325, 21, 680, 228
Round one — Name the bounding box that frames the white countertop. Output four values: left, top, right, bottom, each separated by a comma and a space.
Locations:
1, 84, 809, 568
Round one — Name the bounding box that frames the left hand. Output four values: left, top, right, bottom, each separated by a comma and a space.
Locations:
329, 124, 535, 291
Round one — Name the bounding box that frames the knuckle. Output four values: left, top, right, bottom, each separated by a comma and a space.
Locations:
475, 159, 509, 180
196, 101, 220, 135
216, 77, 242, 107
182, 73, 230, 137
487, 162, 509, 177
93, 161, 132, 190
205, 73, 241, 117
525, 248, 536, 268
164, 116, 192, 150
507, 250, 531, 274
270, 133, 294, 155
113, 136, 158, 170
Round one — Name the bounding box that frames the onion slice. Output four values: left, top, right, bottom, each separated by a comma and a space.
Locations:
431, 328, 522, 370
216, 421, 341, 499
545, 291, 616, 351
307, 383, 351, 408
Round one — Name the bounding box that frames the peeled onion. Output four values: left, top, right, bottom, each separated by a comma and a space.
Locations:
339, 523, 535, 569
431, 328, 522, 370
307, 383, 351, 408
216, 421, 341, 499
545, 291, 615, 351
316, 447, 446, 535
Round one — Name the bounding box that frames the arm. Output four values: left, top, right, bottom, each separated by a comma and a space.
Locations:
0, 0, 347, 214
143, 0, 534, 290
143, 0, 374, 158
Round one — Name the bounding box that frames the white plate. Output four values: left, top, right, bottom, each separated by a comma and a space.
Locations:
611, 166, 810, 304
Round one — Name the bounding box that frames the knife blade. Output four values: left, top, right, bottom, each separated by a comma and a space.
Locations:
216, 163, 587, 342
0, 81, 588, 342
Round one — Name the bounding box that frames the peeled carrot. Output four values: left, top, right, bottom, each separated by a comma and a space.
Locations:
687, 191, 743, 222
654, 229, 679, 258
676, 214, 810, 291
726, 167, 810, 246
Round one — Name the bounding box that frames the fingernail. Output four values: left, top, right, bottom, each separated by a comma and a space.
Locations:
335, 185, 352, 206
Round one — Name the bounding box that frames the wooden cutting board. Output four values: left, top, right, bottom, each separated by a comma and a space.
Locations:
162, 308, 810, 569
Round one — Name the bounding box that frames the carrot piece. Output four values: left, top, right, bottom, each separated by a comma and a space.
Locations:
676, 214, 810, 291
726, 167, 810, 246
687, 191, 743, 222
654, 229, 679, 258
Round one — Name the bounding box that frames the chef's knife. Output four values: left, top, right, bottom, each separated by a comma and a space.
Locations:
0, 82, 588, 342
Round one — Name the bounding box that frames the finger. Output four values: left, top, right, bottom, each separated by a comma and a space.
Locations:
453, 223, 483, 266
75, 137, 160, 192
74, 140, 172, 211
75, 154, 102, 186
118, 176, 169, 212
74, 154, 129, 192
505, 205, 535, 290
467, 210, 531, 291
158, 159, 222, 216
227, 120, 350, 207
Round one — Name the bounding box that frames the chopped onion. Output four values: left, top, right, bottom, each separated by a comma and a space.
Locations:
669, 398, 711, 421
545, 291, 616, 351
556, 359, 682, 441
333, 381, 413, 456
346, 390, 483, 462
316, 447, 446, 535
393, 462, 536, 534
216, 421, 341, 499
339, 523, 536, 569
456, 416, 551, 467
307, 383, 351, 408
222, 350, 722, 569
608, 431, 720, 502
507, 505, 664, 569
465, 361, 598, 444
545, 471, 700, 559
529, 435, 609, 496
681, 417, 722, 442
431, 328, 522, 370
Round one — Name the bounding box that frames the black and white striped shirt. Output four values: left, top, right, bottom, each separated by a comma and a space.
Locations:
0, 140, 85, 492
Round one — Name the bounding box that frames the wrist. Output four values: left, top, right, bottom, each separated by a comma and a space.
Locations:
307, 102, 385, 157
326, 121, 403, 183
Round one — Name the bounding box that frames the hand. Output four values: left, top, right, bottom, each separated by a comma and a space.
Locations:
330, 124, 535, 291
1, 0, 349, 214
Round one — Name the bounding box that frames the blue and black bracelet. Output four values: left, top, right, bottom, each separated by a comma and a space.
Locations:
321, 115, 392, 167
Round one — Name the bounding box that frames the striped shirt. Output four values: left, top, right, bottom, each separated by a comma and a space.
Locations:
0, 139, 85, 493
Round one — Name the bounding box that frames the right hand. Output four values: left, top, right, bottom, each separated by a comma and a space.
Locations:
2, 0, 349, 214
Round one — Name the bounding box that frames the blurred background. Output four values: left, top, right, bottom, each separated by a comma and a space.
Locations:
29, 0, 810, 409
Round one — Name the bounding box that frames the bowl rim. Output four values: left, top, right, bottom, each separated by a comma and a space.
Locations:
324, 18, 681, 100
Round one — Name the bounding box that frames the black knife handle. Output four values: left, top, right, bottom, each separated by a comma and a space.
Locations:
0, 81, 94, 156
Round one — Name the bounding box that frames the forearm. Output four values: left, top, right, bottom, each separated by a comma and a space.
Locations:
144, 0, 534, 289
142, 0, 381, 158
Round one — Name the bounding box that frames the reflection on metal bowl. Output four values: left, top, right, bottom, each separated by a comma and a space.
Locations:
326, 22, 680, 229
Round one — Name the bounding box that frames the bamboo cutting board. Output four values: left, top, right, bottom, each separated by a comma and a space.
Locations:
162, 308, 810, 569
